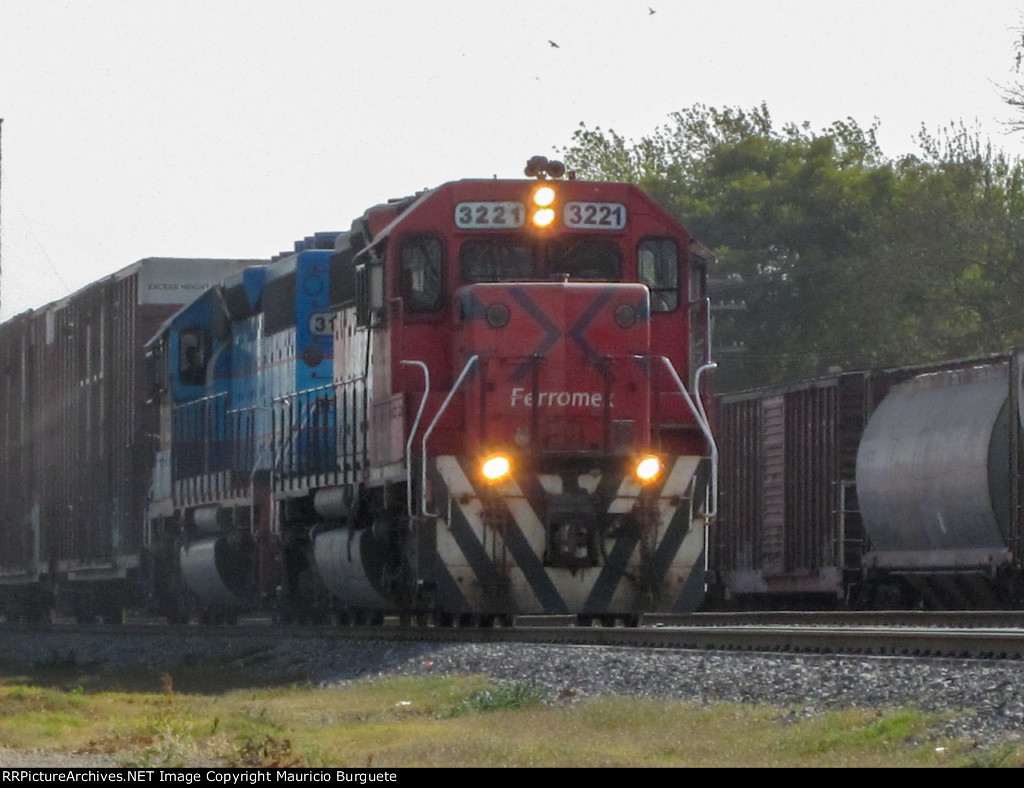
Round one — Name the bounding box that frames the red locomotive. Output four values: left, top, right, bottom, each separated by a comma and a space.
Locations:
146, 157, 718, 623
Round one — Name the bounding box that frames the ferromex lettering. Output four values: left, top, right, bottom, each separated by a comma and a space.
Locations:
510, 387, 612, 408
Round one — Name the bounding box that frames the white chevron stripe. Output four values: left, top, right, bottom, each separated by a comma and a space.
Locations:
434, 456, 545, 611
537, 475, 562, 495
431, 454, 707, 614
663, 456, 701, 497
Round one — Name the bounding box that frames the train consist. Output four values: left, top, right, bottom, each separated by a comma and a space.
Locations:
7, 157, 1020, 623
711, 351, 1024, 610
0, 159, 717, 623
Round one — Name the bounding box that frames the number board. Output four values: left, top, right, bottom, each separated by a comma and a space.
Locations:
308, 312, 336, 337
564, 202, 627, 230
455, 201, 525, 229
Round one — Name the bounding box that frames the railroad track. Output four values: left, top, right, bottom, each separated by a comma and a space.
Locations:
357, 615, 1024, 659
7, 611, 1024, 661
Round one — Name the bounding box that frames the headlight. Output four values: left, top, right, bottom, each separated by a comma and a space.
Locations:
634, 455, 663, 484
481, 453, 513, 482
533, 185, 556, 207
531, 208, 556, 228
531, 185, 557, 227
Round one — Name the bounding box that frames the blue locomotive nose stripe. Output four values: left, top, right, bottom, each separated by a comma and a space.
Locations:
566, 288, 615, 369
430, 555, 472, 614
581, 467, 636, 611
507, 287, 563, 382
429, 466, 511, 597
431, 458, 571, 614
583, 533, 640, 613
649, 500, 692, 580
672, 547, 706, 613
453, 458, 569, 614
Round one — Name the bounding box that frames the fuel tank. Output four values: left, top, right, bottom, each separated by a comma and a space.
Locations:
312, 528, 396, 609
179, 537, 251, 607
856, 362, 1019, 570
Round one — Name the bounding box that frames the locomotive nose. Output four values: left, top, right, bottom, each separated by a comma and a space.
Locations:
454, 281, 652, 456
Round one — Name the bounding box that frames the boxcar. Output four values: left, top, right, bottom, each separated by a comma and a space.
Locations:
0, 258, 259, 621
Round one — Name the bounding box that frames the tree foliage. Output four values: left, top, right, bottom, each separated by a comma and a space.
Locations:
1002, 19, 1024, 134
561, 106, 1024, 390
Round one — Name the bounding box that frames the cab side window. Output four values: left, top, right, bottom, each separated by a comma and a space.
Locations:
400, 236, 443, 311
178, 326, 209, 386
638, 239, 679, 312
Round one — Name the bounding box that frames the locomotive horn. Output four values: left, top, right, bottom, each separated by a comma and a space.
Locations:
524, 155, 548, 178
524, 155, 565, 179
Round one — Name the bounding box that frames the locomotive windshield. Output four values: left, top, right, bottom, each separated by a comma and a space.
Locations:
460, 239, 534, 282
459, 237, 621, 283
549, 239, 620, 280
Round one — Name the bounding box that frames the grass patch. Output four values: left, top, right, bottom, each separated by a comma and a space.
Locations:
439, 683, 546, 718
0, 663, 1022, 767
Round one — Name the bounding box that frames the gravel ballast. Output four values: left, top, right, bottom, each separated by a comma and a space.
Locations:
2, 630, 1024, 764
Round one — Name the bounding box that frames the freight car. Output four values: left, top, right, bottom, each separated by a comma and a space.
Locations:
0, 257, 262, 622
143, 160, 717, 624
710, 351, 1024, 610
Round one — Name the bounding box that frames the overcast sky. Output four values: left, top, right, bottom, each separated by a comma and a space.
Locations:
2, 0, 1023, 320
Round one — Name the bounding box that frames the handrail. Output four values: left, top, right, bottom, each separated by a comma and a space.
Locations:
693, 362, 715, 438
399, 360, 430, 518
172, 389, 227, 410
420, 355, 479, 517
659, 357, 718, 519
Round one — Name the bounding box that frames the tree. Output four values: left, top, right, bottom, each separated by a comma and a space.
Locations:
562, 105, 897, 389
880, 123, 1024, 362
562, 106, 1024, 391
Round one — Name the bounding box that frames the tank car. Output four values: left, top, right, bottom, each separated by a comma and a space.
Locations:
146, 162, 718, 624
856, 352, 1024, 608
711, 351, 1024, 610
0, 257, 260, 622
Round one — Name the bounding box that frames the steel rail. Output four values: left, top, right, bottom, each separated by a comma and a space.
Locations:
10, 614, 1024, 661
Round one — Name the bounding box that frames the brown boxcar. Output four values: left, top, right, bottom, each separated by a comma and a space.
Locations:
711, 372, 874, 607
0, 310, 47, 612
0, 258, 258, 621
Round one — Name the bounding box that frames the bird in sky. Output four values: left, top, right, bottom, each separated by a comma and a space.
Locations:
549, 40, 559, 48
648, 6, 656, 14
